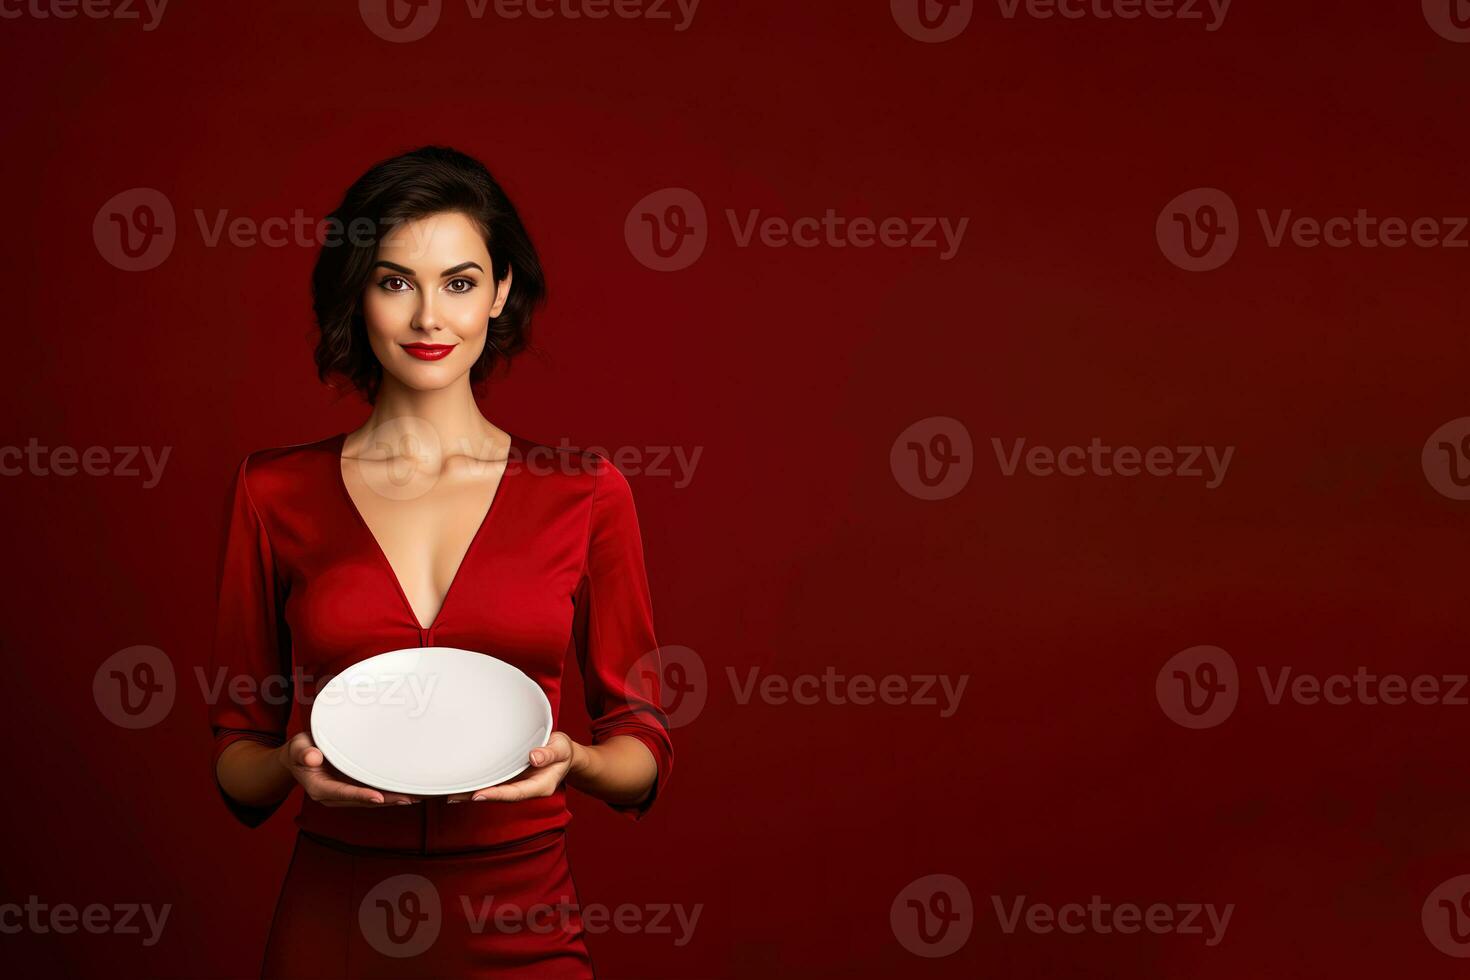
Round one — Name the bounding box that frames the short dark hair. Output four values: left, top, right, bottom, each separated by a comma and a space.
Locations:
311, 145, 546, 402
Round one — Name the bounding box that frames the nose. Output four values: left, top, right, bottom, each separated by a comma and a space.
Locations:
413, 290, 441, 333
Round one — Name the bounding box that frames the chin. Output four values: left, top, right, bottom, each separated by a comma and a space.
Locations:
387, 366, 464, 391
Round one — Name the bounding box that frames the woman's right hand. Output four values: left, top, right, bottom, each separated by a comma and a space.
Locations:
279, 732, 420, 806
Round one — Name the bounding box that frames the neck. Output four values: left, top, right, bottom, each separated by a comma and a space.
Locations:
354, 374, 505, 461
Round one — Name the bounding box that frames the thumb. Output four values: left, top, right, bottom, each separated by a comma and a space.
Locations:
287, 736, 323, 769
530, 736, 569, 767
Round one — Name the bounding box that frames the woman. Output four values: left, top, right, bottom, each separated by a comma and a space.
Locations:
207, 146, 673, 978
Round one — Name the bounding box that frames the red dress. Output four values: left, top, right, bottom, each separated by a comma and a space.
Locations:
207, 431, 674, 978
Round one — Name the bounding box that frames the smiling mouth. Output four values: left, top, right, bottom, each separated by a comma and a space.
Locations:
401, 343, 457, 361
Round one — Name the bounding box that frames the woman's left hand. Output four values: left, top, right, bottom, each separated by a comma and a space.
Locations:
446, 731, 581, 803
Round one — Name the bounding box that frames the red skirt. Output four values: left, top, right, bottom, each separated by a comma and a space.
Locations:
261, 829, 595, 978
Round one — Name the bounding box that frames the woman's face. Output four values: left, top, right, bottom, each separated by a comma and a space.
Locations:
361, 211, 511, 392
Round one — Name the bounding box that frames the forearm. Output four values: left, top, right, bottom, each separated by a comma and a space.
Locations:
566, 734, 658, 807
216, 739, 295, 808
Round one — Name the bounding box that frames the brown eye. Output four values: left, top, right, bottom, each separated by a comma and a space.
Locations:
446, 278, 475, 293
380, 276, 411, 292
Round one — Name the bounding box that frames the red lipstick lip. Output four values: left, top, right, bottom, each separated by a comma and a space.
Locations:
400, 343, 457, 361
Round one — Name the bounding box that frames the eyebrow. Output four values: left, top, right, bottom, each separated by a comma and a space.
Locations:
373, 260, 486, 277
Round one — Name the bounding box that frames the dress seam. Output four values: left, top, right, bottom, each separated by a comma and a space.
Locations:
237, 451, 292, 652
577, 456, 606, 583
238, 453, 280, 562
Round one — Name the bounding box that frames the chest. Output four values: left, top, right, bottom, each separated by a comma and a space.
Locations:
338, 457, 508, 630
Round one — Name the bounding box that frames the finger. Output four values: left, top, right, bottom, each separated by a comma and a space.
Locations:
321, 793, 420, 807
308, 775, 385, 806
380, 793, 421, 805
316, 774, 417, 804
447, 775, 527, 803
284, 736, 316, 767
530, 736, 570, 768
473, 769, 556, 802
286, 738, 332, 774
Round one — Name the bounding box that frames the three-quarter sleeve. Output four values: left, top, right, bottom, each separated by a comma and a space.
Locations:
207, 455, 294, 828
570, 457, 674, 820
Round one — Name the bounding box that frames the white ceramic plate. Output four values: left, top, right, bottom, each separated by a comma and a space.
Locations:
310, 646, 552, 795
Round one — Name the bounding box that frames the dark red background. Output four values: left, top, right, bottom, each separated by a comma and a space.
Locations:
3, 1, 1469, 976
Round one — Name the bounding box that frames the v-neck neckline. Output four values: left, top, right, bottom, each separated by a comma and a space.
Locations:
332, 429, 520, 633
